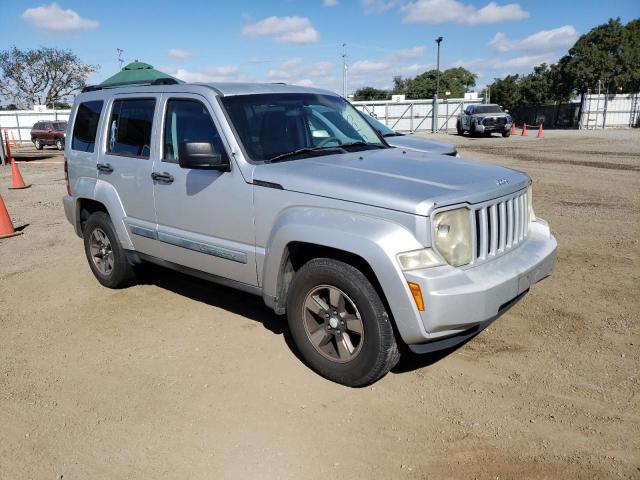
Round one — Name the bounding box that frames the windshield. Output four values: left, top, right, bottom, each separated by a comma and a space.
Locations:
364, 113, 396, 136
53, 121, 67, 130
221, 93, 385, 162
474, 105, 504, 114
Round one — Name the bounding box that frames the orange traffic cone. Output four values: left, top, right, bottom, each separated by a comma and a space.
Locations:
0, 192, 22, 239
511, 122, 516, 135
4, 131, 31, 189
521, 124, 527, 136
537, 123, 544, 138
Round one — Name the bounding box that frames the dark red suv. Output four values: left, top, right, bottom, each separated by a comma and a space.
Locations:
30, 121, 68, 150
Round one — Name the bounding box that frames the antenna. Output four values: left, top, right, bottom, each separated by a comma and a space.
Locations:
341, 43, 348, 98
117, 48, 124, 69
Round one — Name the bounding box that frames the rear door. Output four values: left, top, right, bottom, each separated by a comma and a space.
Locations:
149, 93, 257, 286
99, 95, 159, 254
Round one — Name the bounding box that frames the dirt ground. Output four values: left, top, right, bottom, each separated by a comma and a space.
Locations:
1, 129, 638, 479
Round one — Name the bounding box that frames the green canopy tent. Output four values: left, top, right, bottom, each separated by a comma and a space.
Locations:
99, 61, 182, 87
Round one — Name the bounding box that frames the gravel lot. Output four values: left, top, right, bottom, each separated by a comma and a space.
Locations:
1, 129, 638, 479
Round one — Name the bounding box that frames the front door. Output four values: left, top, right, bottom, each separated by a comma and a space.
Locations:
99, 95, 159, 254
150, 94, 256, 287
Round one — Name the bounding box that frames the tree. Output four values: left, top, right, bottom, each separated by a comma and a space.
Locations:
353, 86, 390, 101
405, 67, 476, 99
488, 74, 521, 111
556, 18, 631, 94
392, 76, 410, 95
0, 46, 97, 109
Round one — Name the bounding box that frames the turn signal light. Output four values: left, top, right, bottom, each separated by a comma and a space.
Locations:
408, 282, 425, 312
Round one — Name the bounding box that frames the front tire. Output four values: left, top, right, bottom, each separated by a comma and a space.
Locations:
502, 129, 511, 137
34, 139, 43, 150
83, 211, 136, 288
456, 121, 464, 135
286, 258, 400, 387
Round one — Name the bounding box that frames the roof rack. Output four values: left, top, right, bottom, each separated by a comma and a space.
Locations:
82, 77, 180, 93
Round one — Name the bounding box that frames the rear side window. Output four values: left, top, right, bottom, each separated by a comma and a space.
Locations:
72, 101, 104, 153
163, 99, 226, 163
108, 98, 156, 158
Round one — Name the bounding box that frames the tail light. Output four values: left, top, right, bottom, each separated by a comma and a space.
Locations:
64, 157, 71, 195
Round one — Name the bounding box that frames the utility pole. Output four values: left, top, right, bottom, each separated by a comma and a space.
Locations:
341, 43, 348, 98
435, 37, 443, 99
433, 36, 443, 133
117, 48, 124, 70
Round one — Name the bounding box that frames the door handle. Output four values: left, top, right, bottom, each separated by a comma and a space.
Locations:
151, 171, 174, 183
97, 162, 113, 173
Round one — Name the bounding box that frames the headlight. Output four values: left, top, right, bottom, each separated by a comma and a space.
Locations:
432, 208, 472, 266
527, 185, 536, 222
397, 248, 444, 271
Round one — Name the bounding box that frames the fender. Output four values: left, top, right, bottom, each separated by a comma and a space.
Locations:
261, 206, 430, 344
72, 176, 134, 249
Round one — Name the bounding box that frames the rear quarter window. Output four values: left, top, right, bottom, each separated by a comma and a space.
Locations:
72, 100, 104, 153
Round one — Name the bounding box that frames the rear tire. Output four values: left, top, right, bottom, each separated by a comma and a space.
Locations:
34, 139, 43, 150
56, 139, 64, 150
83, 211, 136, 289
286, 258, 400, 387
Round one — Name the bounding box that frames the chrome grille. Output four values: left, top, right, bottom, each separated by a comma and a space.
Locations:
482, 117, 507, 127
472, 190, 528, 264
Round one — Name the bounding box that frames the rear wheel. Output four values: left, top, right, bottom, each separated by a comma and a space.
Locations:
34, 139, 43, 150
286, 258, 400, 387
56, 138, 64, 150
83, 211, 136, 288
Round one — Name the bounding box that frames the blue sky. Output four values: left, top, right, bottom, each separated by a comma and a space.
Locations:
1, 0, 638, 95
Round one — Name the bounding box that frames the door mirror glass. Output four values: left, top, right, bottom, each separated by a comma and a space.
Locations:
178, 142, 229, 170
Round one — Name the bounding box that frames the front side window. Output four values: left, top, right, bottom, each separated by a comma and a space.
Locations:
72, 100, 103, 153
108, 98, 156, 158
163, 99, 226, 163
221, 93, 385, 162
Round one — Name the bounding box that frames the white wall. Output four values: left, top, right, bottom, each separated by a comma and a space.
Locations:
352, 97, 482, 133
0, 109, 71, 145
580, 93, 640, 129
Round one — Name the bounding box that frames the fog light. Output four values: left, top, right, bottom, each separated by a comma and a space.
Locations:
408, 282, 425, 312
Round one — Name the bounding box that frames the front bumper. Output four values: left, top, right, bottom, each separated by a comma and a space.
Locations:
402, 219, 556, 351
475, 122, 511, 133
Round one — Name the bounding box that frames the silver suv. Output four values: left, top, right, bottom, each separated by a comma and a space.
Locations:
63, 81, 556, 386
457, 104, 513, 137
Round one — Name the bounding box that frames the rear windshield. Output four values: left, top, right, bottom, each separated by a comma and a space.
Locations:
474, 105, 504, 114
53, 121, 67, 130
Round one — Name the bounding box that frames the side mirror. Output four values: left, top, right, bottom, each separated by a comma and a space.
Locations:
504, 109, 509, 113
178, 142, 230, 171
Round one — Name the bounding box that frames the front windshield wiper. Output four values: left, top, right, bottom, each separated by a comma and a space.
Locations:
339, 141, 387, 149
382, 132, 403, 137
267, 146, 342, 163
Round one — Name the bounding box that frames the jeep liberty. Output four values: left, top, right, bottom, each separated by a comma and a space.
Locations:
63, 81, 557, 386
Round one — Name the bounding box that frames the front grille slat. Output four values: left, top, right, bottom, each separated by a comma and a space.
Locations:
478, 207, 488, 260
469, 190, 529, 266
489, 204, 498, 256
498, 201, 506, 251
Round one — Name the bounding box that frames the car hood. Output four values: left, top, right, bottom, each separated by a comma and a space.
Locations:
252, 149, 529, 216
384, 135, 456, 155
474, 112, 509, 118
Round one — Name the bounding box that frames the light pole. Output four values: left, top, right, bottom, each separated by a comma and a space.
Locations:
435, 36, 443, 99
433, 36, 443, 133
341, 43, 348, 98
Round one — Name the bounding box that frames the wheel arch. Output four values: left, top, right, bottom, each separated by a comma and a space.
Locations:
261, 207, 427, 344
